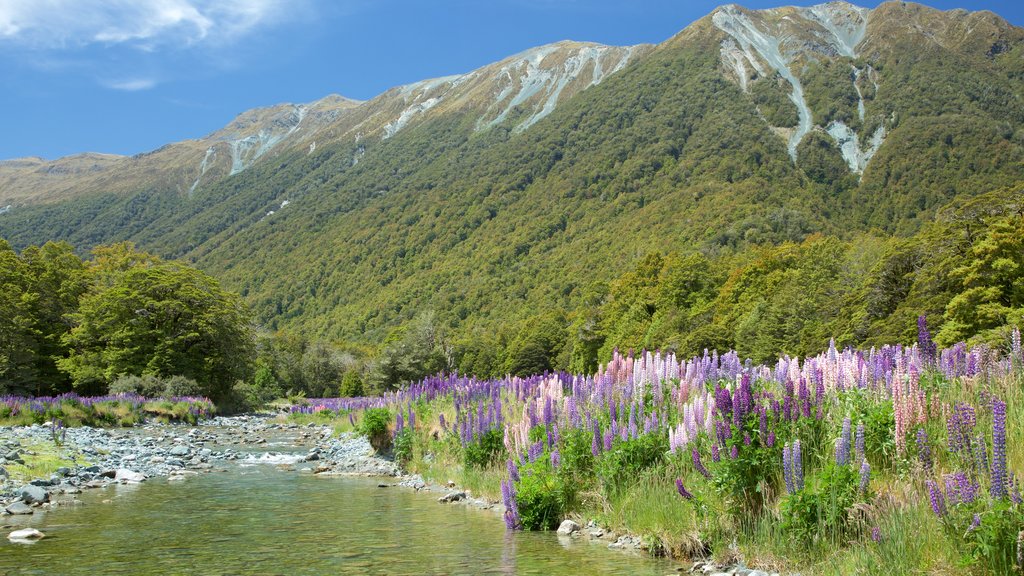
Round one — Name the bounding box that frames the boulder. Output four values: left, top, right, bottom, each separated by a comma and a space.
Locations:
438, 491, 466, 503
114, 469, 146, 483
5, 501, 34, 515
557, 519, 581, 536
8, 528, 45, 541
19, 484, 49, 504
168, 445, 190, 457
0, 465, 8, 478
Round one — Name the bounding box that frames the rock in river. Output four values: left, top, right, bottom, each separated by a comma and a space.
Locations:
4, 501, 34, 515
8, 528, 45, 541
556, 520, 581, 536
19, 484, 49, 505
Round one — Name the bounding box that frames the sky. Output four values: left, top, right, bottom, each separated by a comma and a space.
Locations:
0, 0, 1021, 160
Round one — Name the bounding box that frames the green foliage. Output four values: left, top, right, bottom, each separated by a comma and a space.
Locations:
59, 260, 253, 401
952, 500, 1024, 574
597, 432, 667, 494
360, 407, 392, 452
339, 369, 365, 397
463, 428, 506, 469
515, 459, 565, 531
368, 312, 451, 392
393, 428, 414, 470
779, 463, 862, 547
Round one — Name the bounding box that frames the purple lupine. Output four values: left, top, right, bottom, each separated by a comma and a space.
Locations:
439, 413, 447, 430
836, 417, 851, 466
916, 428, 932, 473
711, 443, 721, 462
974, 432, 990, 481
859, 458, 871, 495
783, 443, 795, 494
1012, 326, 1022, 366
871, 526, 882, 543
527, 440, 544, 463
603, 429, 613, 452
759, 407, 768, 445
968, 513, 981, 532
591, 421, 601, 457
692, 446, 711, 479
396, 413, 404, 435
765, 431, 776, 448
917, 315, 937, 363
507, 458, 520, 483
992, 397, 1008, 499
501, 479, 520, 530
855, 422, 865, 464
730, 445, 739, 460
550, 449, 561, 469
676, 478, 695, 500
927, 479, 946, 517
793, 440, 803, 491
715, 385, 733, 419
798, 378, 811, 419
1011, 473, 1023, 505
947, 402, 976, 456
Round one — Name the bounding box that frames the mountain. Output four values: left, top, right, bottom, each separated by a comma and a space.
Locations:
1, 1, 1022, 346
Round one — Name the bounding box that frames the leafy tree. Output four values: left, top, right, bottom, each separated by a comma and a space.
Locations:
0, 240, 39, 394
59, 261, 253, 400
339, 369, 365, 397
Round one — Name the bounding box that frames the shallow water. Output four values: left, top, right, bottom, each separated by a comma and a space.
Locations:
1, 461, 678, 575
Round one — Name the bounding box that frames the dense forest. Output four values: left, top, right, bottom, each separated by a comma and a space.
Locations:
4, 183, 1018, 401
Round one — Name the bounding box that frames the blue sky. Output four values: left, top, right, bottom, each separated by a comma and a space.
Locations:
0, 0, 1020, 160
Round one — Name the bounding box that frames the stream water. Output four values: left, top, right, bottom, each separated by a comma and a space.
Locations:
1, 438, 678, 575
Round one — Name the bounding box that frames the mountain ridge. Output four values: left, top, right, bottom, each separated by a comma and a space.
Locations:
1, 0, 1022, 350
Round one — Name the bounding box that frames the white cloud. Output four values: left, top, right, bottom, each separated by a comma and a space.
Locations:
0, 0, 303, 49
104, 77, 158, 91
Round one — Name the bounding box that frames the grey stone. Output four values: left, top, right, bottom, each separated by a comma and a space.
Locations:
114, 469, 146, 483
19, 484, 49, 504
556, 519, 581, 536
438, 491, 466, 503
168, 445, 190, 457
5, 501, 33, 515
8, 528, 44, 540
0, 465, 7, 478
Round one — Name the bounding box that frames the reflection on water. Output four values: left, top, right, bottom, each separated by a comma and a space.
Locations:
1, 464, 677, 575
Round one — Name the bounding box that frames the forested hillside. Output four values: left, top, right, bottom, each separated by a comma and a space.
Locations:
1, 2, 1022, 383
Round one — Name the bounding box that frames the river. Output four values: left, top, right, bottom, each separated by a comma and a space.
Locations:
1, 426, 678, 575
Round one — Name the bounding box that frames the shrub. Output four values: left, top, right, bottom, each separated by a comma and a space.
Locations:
109, 374, 164, 397
515, 459, 565, 531
596, 432, 667, 494
339, 370, 364, 397
779, 462, 861, 546
464, 428, 506, 468
162, 375, 202, 398
360, 407, 392, 452
393, 428, 414, 470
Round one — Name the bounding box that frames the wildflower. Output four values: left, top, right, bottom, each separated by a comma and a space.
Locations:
927, 479, 946, 517
835, 417, 851, 466
871, 526, 882, 543
501, 479, 520, 530
917, 315, 936, 363
675, 478, 694, 500
794, 439, 803, 491
550, 449, 561, 469
992, 397, 1008, 499
916, 428, 931, 473
507, 458, 520, 483
692, 446, 711, 479
711, 443, 721, 462
855, 421, 865, 463
967, 513, 981, 533
783, 443, 794, 494
730, 445, 739, 460
859, 458, 871, 495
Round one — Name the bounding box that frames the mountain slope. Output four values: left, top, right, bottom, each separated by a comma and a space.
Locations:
1, 1, 1022, 344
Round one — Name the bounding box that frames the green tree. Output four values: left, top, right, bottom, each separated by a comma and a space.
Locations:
0, 239, 39, 394
59, 261, 253, 400
339, 369, 364, 397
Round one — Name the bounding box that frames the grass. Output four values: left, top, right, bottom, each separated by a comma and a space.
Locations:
3, 441, 83, 484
